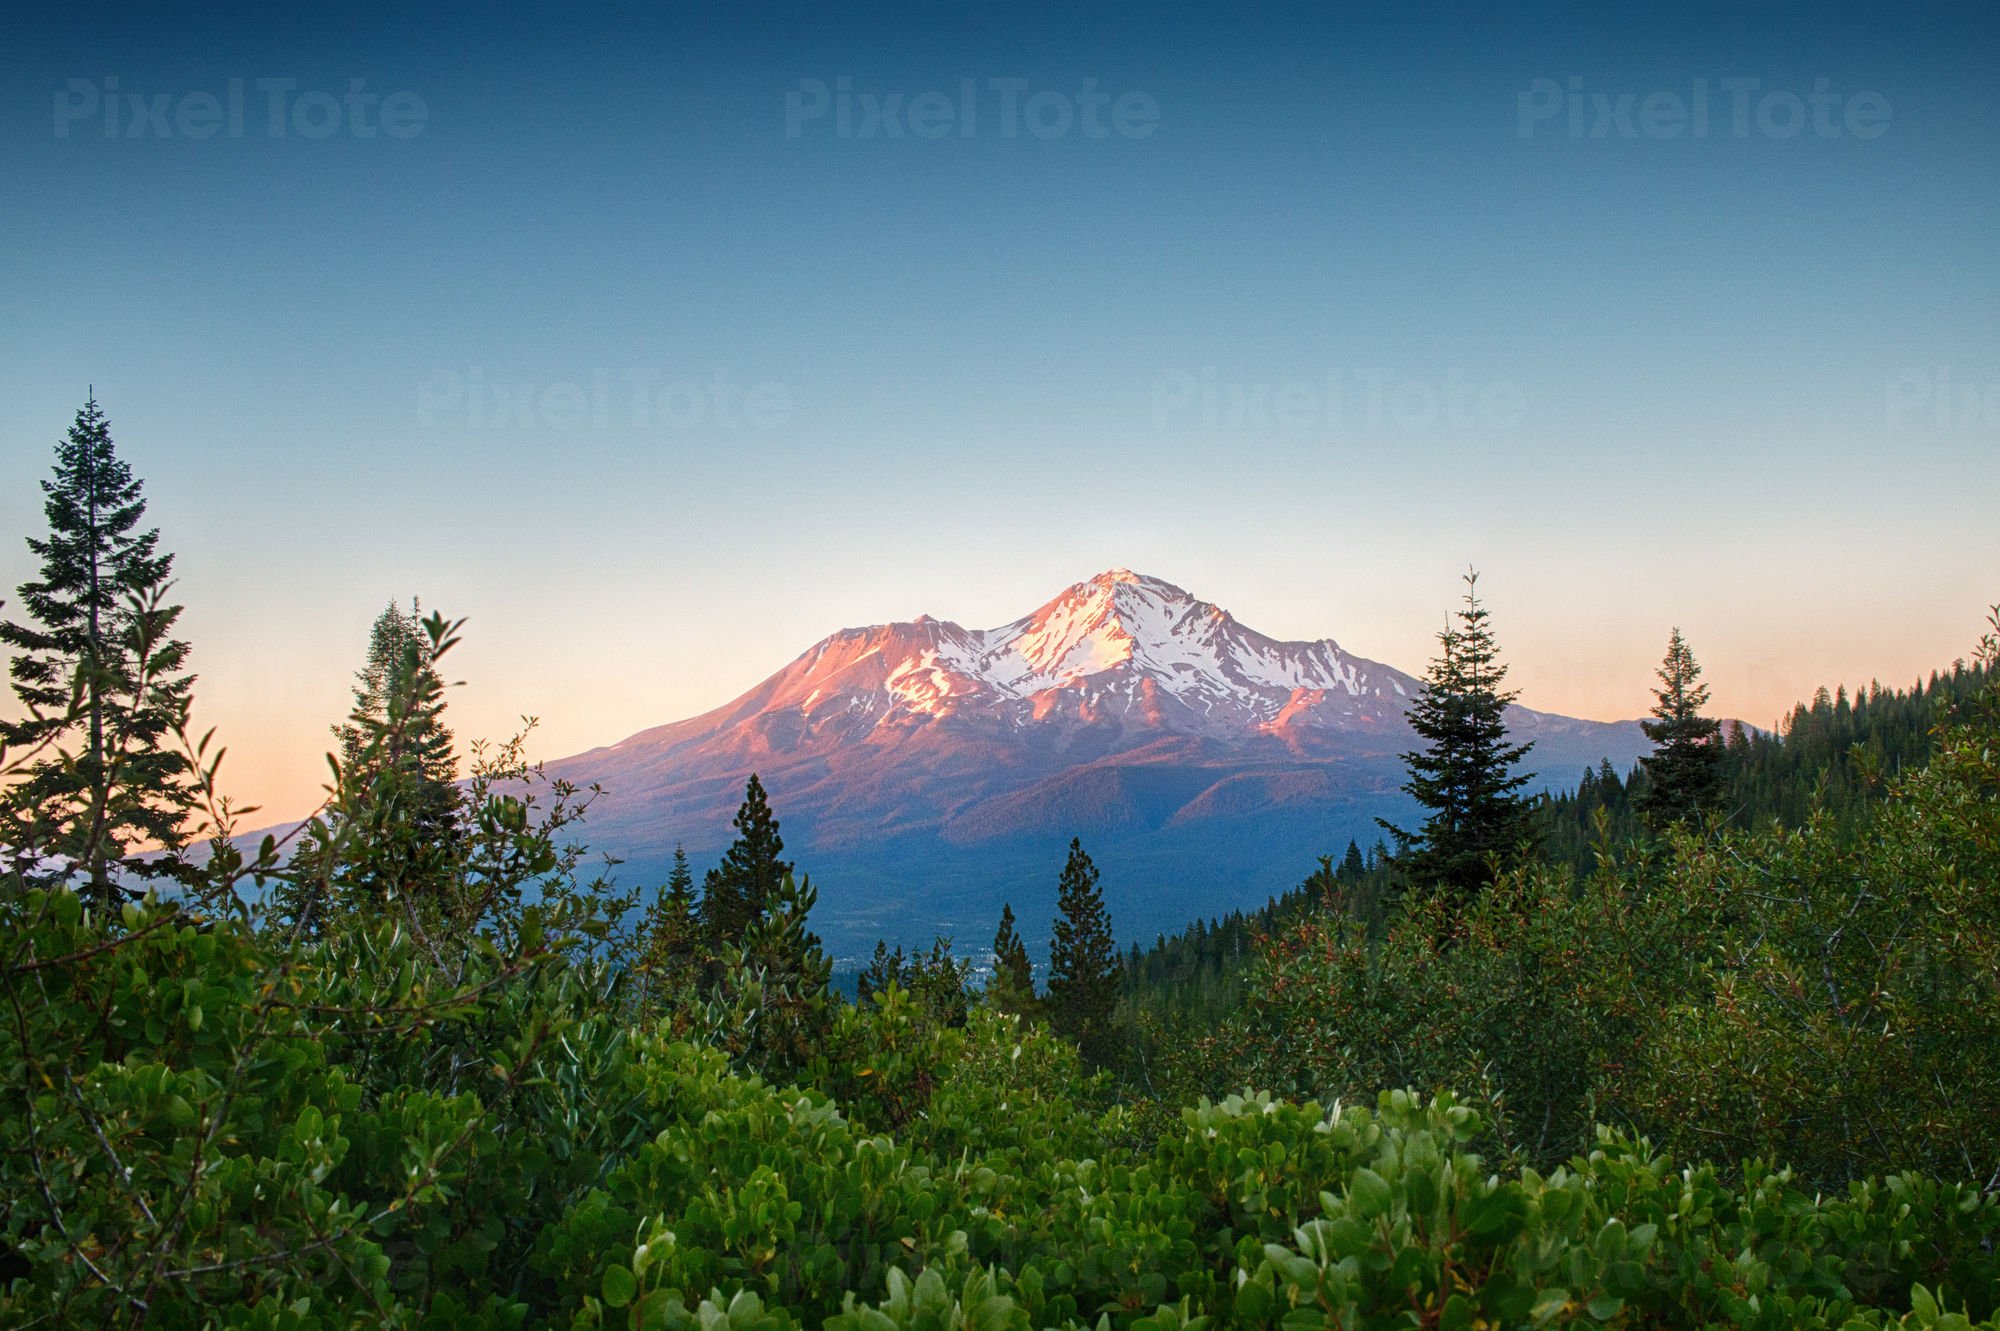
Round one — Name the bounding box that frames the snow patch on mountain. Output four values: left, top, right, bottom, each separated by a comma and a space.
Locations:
603, 566, 1636, 766
834, 568, 1407, 734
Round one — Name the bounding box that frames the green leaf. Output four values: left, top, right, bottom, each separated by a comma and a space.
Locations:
1530, 1288, 1570, 1325
602, 1263, 636, 1308
1348, 1167, 1392, 1220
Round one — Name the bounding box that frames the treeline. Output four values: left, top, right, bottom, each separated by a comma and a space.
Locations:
1542, 664, 1992, 874
1121, 617, 1994, 1044
1098, 572, 2000, 1204
5, 397, 2000, 1328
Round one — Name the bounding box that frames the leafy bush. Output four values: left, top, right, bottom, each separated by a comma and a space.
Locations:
11, 872, 2000, 1327
1176, 612, 2000, 1195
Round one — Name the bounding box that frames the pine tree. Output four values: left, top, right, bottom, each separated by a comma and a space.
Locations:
714, 869, 831, 1080
333, 601, 458, 801
665, 842, 695, 910
277, 601, 461, 932
857, 940, 906, 1004
986, 902, 1037, 1017
0, 395, 196, 907
1380, 570, 1538, 906
908, 936, 972, 1027
633, 844, 702, 1018
1635, 627, 1723, 830
1046, 838, 1119, 1065
699, 774, 791, 951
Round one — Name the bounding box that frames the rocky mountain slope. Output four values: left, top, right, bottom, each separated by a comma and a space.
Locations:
541, 570, 1651, 961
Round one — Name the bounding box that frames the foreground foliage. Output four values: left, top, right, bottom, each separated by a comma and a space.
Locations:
3, 606, 1997, 1326
6, 889, 1999, 1331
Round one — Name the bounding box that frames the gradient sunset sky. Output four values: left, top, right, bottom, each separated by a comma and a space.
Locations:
2, 1, 1996, 822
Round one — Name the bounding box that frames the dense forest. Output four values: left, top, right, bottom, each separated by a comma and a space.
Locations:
5, 400, 1999, 1328
1118, 657, 1996, 1044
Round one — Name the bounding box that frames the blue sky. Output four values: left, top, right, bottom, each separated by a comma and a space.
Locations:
2, 1, 1996, 818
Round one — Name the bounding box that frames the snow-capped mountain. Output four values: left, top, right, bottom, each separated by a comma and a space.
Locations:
781, 568, 1412, 734
605, 568, 1414, 747
544, 570, 1652, 959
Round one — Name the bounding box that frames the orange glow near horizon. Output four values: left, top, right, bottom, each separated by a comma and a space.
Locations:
126, 563, 1992, 829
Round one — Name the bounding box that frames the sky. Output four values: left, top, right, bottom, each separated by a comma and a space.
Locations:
2, 1, 1996, 823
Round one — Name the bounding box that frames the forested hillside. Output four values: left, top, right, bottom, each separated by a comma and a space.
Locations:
5, 403, 1999, 1328
1118, 659, 1996, 1044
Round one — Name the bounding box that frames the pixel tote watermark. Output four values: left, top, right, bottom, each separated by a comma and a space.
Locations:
1517, 78, 1889, 140
1151, 368, 1526, 432
1886, 369, 2000, 431
418, 369, 792, 432
785, 77, 1158, 140
53, 77, 427, 139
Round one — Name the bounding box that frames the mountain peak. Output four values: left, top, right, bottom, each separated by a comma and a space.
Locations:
703, 570, 1416, 733
1082, 567, 1188, 597
1054, 570, 1209, 634
855, 569, 1393, 725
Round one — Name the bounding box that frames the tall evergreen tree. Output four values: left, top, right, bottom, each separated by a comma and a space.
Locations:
1380, 570, 1538, 905
277, 601, 461, 932
715, 869, 832, 1080
1046, 838, 1119, 1065
856, 940, 906, 1005
665, 842, 695, 907
0, 395, 196, 907
632, 844, 702, 1018
699, 774, 791, 951
1635, 627, 1724, 830
333, 601, 458, 801
986, 901, 1037, 1017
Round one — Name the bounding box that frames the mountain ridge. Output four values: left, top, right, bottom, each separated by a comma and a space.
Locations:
533, 569, 1655, 958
